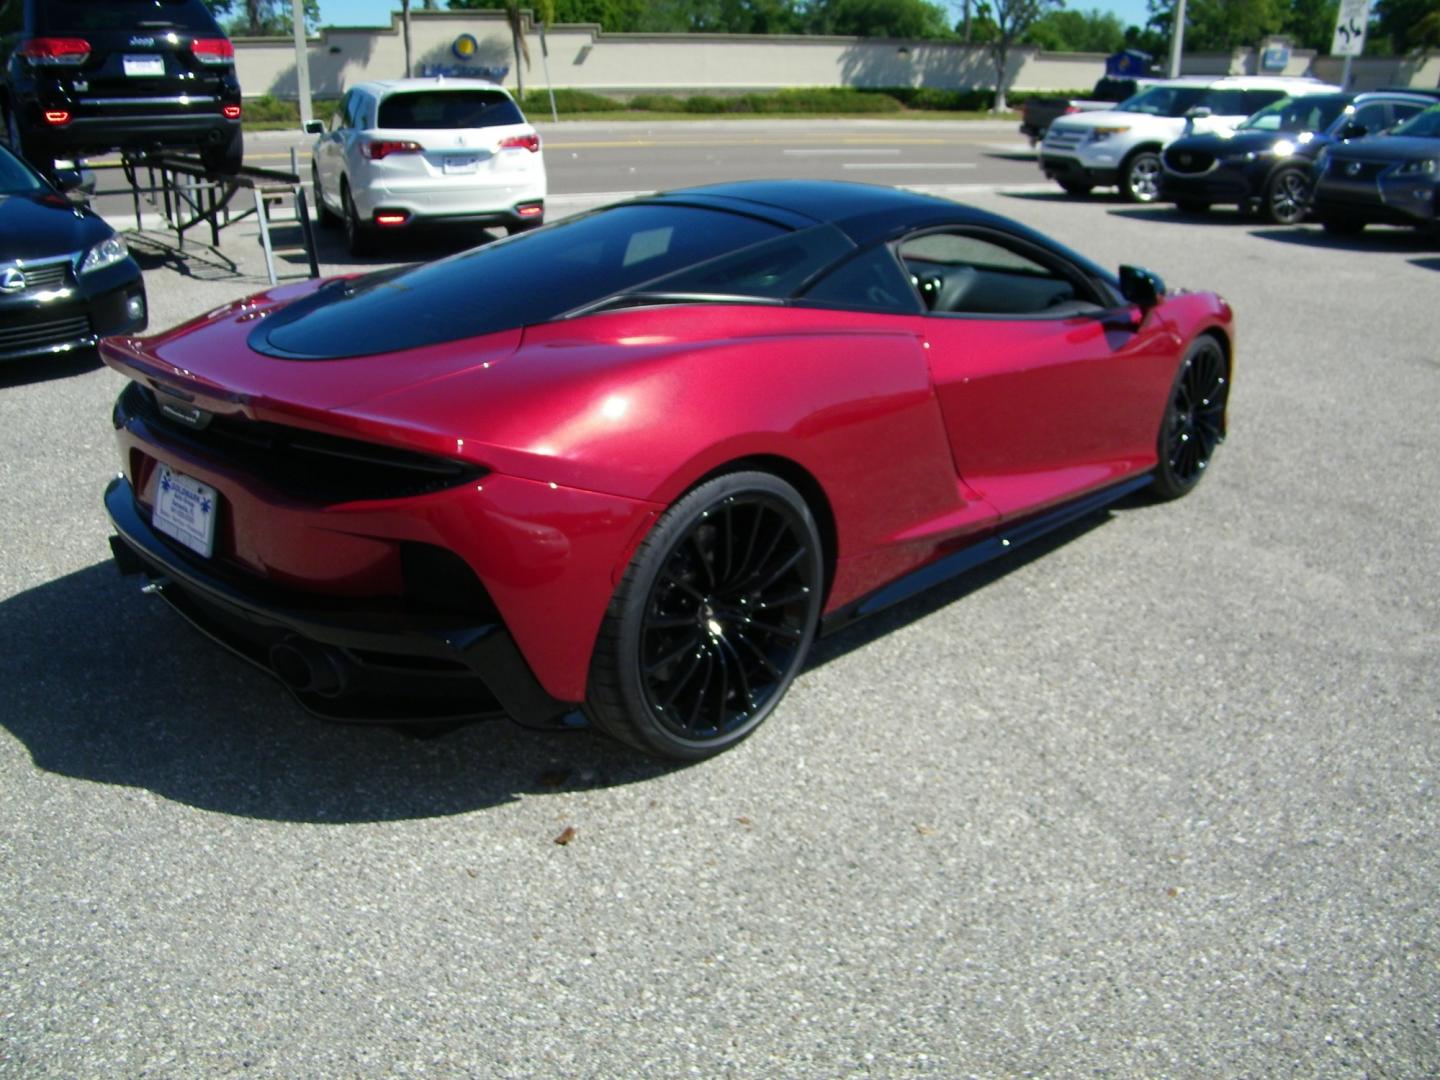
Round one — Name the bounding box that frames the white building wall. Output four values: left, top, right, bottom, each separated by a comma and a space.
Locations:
231, 9, 1435, 103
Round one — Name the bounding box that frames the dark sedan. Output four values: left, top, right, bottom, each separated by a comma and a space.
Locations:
1312, 104, 1440, 235
0, 143, 146, 363
1160, 91, 1434, 224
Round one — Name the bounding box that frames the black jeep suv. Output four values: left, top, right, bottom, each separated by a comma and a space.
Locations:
1, 0, 243, 176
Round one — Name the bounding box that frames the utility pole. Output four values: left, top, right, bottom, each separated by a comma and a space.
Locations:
291, 0, 312, 128
1167, 0, 1187, 78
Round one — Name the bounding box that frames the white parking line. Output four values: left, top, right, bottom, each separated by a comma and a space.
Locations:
782, 148, 903, 156
841, 162, 978, 170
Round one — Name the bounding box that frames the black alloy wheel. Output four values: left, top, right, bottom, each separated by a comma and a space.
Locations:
586, 471, 823, 761
342, 180, 374, 255
311, 163, 337, 227
1153, 336, 1229, 500
1122, 150, 1163, 203
1264, 164, 1311, 226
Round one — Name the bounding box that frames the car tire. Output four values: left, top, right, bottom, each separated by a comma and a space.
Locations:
1153, 335, 1229, 501
584, 470, 823, 761
1263, 164, 1311, 226
1175, 198, 1210, 214
1322, 216, 1364, 235
1059, 179, 1093, 197
1121, 149, 1162, 203
311, 163, 338, 228
342, 180, 375, 256
201, 126, 244, 175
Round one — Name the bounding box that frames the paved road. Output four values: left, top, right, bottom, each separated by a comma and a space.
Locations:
1, 122, 1437, 1077
83, 118, 1045, 225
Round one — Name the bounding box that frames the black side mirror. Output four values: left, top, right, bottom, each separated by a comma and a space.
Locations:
52, 167, 95, 201
303, 119, 325, 135
1119, 264, 1165, 309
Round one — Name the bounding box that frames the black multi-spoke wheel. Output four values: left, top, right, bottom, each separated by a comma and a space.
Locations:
586, 471, 823, 760
1263, 164, 1311, 226
1154, 336, 1229, 500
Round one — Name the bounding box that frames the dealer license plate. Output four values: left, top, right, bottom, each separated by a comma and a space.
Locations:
443, 155, 480, 174
123, 54, 165, 77
153, 464, 218, 558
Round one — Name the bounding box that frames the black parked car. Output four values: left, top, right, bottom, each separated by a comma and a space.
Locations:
1, 0, 243, 176
1312, 104, 1440, 235
0, 142, 146, 364
1159, 91, 1436, 224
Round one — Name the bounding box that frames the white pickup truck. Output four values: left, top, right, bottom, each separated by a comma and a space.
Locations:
1039, 76, 1340, 202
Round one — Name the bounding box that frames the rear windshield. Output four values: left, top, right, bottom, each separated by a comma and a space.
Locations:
32, 0, 222, 33
377, 90, 525, 130
252, 204, 789, 359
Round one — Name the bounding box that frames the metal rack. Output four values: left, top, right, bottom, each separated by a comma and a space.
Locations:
89, 149, 320, 285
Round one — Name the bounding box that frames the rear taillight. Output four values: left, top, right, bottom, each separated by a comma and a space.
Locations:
499, 133, 541, 153
363, 140, 424, 160
222, 104, 242, 119
20, 37, 90, 65
43, 110, 72, 126
1063, 105, 1080, 114
191, 38, 235, 65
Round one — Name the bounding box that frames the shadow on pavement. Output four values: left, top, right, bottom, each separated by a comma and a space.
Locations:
0, 562, 669, 824
807, 502, 1121, 671
1105, 205, 1251, 226
0, 347, 103, 389
1410, 256, 1440, 271
1247, 225, 1437, 253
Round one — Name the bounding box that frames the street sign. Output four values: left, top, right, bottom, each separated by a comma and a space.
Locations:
1331, 0, 1371, 57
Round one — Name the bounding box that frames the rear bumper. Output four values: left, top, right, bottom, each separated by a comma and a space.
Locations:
352, 175, 547, 224
105, 476, 572, 727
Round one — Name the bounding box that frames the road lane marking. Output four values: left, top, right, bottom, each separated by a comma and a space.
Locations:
782, 148, 902, 156
841, 162, 977, 170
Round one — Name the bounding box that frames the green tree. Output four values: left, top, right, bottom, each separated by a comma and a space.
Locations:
202, 0, 320, 35
1374, 0, 1440, 51
975, 0, 1063, 109
1023, 8, 1128, 50
805, 0, 954, 37
445, 0, 649, 30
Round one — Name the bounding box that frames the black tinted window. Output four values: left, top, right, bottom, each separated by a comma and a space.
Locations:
0, 146, 45, 194
800, 246, 922, 313
253, 205, 787, 359
377, 90, 524, 130
641, 225, 854, 299
34, 0, 222, 33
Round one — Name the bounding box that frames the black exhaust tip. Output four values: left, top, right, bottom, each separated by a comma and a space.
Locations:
269, 638, 349, 698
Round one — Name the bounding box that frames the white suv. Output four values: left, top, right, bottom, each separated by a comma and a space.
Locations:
1039, 76, 1339, 202
309, 78, 546, 255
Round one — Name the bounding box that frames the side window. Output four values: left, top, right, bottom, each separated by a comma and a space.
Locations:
1203, 90, 1248, 116
329, 92, 351, 132
800, 246, 923, 314
1350, 102, 1390, 135
1390, 102, 1426, 127
1240, 90, 1284, 115
897, 231, 1101, 317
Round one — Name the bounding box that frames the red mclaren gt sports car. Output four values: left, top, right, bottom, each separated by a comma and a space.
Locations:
102, 180, 1232, 761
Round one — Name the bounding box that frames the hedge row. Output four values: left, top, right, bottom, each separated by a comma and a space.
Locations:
245, 85, 1030, 128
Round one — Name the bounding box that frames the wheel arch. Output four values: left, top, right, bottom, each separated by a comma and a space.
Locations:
665, 454, 840, 610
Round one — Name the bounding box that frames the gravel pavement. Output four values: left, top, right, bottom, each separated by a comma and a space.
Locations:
1, 141, 1437, 1078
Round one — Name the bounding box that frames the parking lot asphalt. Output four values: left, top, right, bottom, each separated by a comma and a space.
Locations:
1, 130, 1437, 1077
